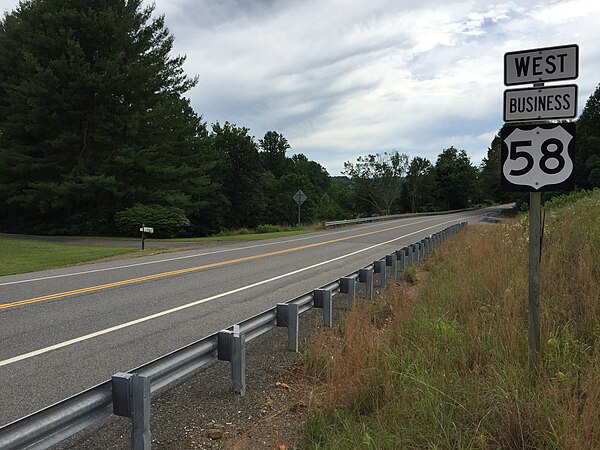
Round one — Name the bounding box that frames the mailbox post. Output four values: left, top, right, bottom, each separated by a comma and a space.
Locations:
139, 224, 154, 250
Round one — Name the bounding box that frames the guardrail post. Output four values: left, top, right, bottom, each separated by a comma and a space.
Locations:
313, 289, 333, 327
218, 328, 246, 395
277, 303, 299, 352
358, 268, 374, 300
374, 260, 386, 288
407, 244, 414, 266
386, 253, 398, 279
397, 248, 406, 273
340, 277, 355, 309
231, 325, 246, 395
112, 372, 151, 450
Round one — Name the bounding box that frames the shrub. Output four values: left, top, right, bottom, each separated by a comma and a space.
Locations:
255, 224, 281, 233
114, 204, 190, 238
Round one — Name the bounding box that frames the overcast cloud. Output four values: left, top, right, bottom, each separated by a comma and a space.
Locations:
1, 0, 599, 174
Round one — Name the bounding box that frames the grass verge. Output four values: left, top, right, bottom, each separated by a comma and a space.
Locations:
166, 224, 322, 242
167, 229, 318, 242
299, 189, 600, 449
0, 237, 139, 276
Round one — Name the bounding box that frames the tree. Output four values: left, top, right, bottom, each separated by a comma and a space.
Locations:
433, 147, 478, 210
575, 84, 600, 188
0, 0, 204, 234
405, 156, 433, 212
343, 151, 409, 215
259, 131, 290, 179
208, 122, 265, 229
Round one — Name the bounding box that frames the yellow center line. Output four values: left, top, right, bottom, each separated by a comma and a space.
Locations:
1, 217, 436, 310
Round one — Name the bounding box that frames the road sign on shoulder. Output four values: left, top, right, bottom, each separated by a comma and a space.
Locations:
139, 227, 154, 233
504, 44, 578, 86
503, 84, 577, 122
501, 123, 576, 192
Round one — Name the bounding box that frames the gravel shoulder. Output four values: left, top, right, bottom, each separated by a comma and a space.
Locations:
54, 307, 335, 450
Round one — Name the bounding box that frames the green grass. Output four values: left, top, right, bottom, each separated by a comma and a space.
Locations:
300, 189, 600, 449
166, 226, 321, 242
0, 223, 323, 275
0, 237, 139, 276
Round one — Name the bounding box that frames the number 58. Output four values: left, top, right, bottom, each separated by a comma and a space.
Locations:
509, 138, 565, 176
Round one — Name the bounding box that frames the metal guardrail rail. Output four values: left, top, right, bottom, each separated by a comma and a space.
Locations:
324, 208, 475, 227
0, 222, 467, 450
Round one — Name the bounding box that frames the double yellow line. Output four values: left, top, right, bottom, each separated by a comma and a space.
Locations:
1, 218, 434, 310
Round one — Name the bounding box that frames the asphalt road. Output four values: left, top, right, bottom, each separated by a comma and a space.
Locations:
0, 208, 504, 426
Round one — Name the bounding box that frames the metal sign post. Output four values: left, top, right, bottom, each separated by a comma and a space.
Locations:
502, 43, 579, 370
139, 225, 154, 250
293, 190, 307, 226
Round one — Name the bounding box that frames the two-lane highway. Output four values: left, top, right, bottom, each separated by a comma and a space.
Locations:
0, 209, 497, 426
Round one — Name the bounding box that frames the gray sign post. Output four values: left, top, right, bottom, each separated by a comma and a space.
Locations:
293, 190, 307, 226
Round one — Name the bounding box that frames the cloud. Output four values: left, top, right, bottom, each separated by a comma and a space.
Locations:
1, 0, 599, 174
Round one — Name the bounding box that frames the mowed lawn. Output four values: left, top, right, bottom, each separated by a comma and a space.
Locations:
0, 237, 138, 276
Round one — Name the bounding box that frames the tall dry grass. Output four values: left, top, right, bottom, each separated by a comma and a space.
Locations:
301, 190, 600, 449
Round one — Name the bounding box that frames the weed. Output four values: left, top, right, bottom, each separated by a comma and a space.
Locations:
402, 266, 417, 283
299, 190, 600, 449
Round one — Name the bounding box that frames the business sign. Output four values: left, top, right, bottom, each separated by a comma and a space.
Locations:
501, 123, 575, 192
503, 84, 577, 122
504, 44, 578, 86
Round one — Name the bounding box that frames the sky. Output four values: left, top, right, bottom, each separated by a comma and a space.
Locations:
1, 0, 599, 175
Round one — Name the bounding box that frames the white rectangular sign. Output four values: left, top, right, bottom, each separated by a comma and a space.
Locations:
504, 44, 578, 86
503, 84, 577, 122
139, 227, 154, 233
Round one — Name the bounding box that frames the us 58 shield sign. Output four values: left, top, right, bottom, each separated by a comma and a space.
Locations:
501, 123, 576, 192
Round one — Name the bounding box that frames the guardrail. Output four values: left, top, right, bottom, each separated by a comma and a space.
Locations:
0, 222, 467, 450
324, 208, 475, 227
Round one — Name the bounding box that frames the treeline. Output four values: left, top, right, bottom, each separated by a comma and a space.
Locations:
0, 1, 599, 237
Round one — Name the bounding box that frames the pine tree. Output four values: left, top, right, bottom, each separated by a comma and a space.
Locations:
0, 0, 206, 234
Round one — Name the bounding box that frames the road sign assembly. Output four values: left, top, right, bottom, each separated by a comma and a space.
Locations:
501, 43, 579, 369
293, 190, 307, 225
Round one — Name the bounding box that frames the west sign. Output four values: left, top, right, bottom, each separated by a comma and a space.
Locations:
504, 44, 578, 86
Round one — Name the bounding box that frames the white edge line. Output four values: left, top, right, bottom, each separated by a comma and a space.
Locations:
0, 218, 465, 367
